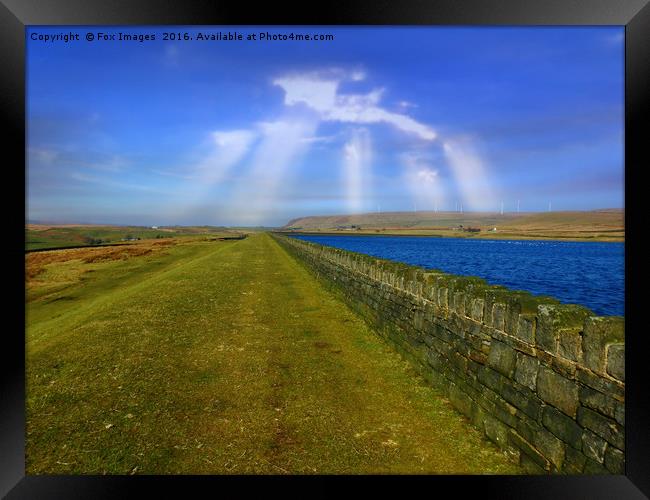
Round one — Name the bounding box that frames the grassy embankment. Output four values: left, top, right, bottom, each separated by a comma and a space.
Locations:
26, 233, 522, 474
283, 209, 624, 242
25, 224, 252, 251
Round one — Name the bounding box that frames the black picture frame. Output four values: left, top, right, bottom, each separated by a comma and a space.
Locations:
3, 1, 648, 498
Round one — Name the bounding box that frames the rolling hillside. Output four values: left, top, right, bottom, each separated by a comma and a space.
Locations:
282, 209, 624, 242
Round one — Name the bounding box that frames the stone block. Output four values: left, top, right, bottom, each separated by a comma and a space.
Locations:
450, 352, 469, 375
606, 343, 624, 382
471, 298, 484, 322
504, 299, 521, 336
413, 310, 424, 331
448, 382, 473, 418
477, 366, 505, 393
470, 400, 487, 431
583, 316, 624, 376
475, 391, 497, 417
491, 397, 519, 429
514, 412, 540, 442
478, 338, 491, 355
557, 329, 583, 363
577, 406, 624, 451
508, 429, 551, 473
604, 445, 625, 474
467, 358, 482, 375
484, 414, 510, 449
615, 403, 625, 427
516, 314, 536, 344
582, 429, 608, 464
564, 446, 588, 474
422, 330, 435, 349
486, 340, 516, 377
468, 349, 487, 366
532, 428, 566, 470
503, 292, 539, 335
427, 349, 445, 372
578, 386, 617, 421
537, 366, 579, 418
492, 303, 506, 331
541, 405, 583, 450
576, 366, 625, 401
536, 304, 591, 356
583, 457, 609, 475
452, 290, 466, 316
514, 352, 539, 391
438, 287, 448, 309
549, 354, 577, 379
501, 382, 542, 420
520, 453, 549, 474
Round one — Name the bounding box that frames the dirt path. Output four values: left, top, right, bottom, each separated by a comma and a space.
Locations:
26, 234, 521, 474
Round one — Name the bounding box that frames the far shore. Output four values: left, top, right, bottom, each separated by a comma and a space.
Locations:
278, 229, 624, 243
280, 209, 624, 243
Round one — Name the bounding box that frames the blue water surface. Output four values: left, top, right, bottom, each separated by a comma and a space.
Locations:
290, 234, 624, 317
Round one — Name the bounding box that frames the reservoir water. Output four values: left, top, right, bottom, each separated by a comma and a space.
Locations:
290, 234, 624, 317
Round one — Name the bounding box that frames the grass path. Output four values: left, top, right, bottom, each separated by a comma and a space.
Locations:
26, 234, 522, 474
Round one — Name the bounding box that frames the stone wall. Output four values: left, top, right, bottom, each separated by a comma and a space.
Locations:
273, 233, 625, 474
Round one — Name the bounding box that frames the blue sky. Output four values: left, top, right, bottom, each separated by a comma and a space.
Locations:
27, 26, 624, 226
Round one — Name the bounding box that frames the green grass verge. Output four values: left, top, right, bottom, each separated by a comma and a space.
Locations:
26, 234, 522, 474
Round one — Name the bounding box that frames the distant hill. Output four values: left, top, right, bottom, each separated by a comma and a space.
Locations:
25, 224, 245, 251
282, 209, 624, 242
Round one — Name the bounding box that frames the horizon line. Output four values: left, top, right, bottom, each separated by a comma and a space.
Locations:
27, 207, 624, 228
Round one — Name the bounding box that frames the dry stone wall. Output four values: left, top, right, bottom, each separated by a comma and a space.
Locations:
273, 233, 625, 474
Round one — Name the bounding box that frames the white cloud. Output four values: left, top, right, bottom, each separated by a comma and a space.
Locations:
274, 71, 437, 141
273, 76, 339, 113
402, 152, 444, 210
416, 168, 438, 184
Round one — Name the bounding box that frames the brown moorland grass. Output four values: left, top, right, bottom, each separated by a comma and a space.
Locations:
26, 239, 178, 282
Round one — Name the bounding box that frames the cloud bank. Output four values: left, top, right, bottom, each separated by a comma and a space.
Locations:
273, 72, 437, 141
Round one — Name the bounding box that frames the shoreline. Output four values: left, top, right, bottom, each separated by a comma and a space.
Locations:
277, 230, 625, 243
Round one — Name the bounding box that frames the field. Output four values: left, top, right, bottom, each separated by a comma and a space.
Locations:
26, 233, 521, 474
25, 224, 253, 251
283, 209, 624, 242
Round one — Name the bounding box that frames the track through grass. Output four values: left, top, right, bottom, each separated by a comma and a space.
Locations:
26, 234, 522, 474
